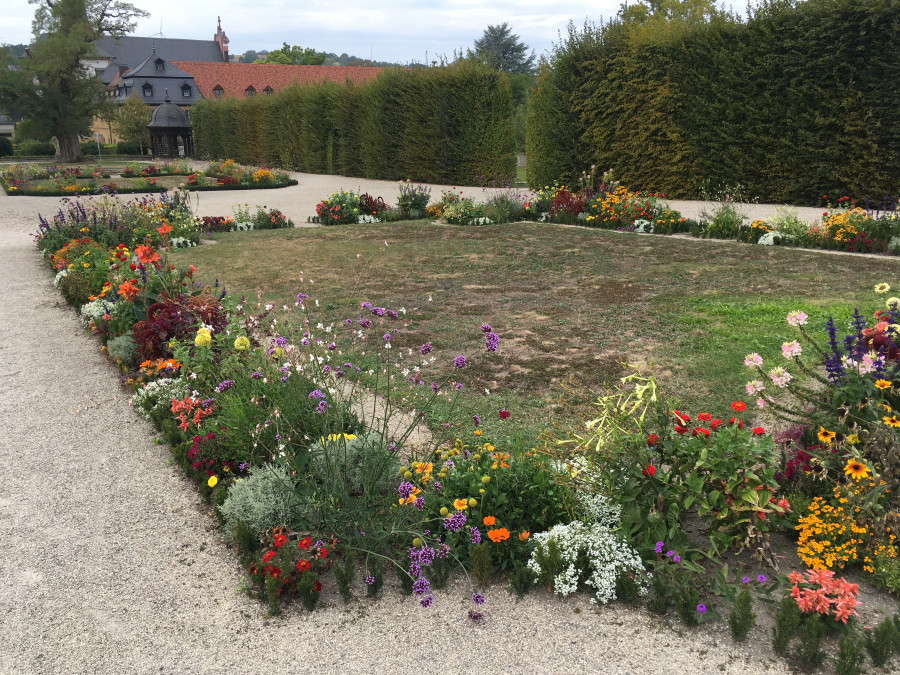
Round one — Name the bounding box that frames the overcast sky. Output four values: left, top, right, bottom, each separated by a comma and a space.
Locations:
2, 0, 627, 63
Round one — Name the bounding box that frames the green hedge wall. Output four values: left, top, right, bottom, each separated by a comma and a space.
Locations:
191, 61, 516, 185
528, 0, 900, 204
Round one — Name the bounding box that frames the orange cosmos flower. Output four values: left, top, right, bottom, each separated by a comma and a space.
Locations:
487, 528, 510, 543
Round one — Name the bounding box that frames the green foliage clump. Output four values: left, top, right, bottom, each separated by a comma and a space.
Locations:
106, 334, 138, 368
794, 614, 827, 671
835, 629, 866, 675
728, 588, 755, 642
772, 596, 801, 657
865, 614, 900, 668
217, 464, 302, 538
470, 543, 493, 587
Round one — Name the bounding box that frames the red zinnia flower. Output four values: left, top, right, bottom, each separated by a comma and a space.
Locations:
731, 401, 747, 412
729, 417, 743, 429
710, 419, 723, 430
672, 410, 690, 423
318, 548, 328, 559
752, 427, 765, 436
273, 534, 287, 548
674, 425, 689, 435
314, 579, 322, 593
298, 536, 312, 550
262, 550, 276, 563
296, 560, 311, 572
647, 433, 659, 447
697, 412, 712, 421
499, 409, 511, 419
692, 427, 710, 438
641, 464, 656, 477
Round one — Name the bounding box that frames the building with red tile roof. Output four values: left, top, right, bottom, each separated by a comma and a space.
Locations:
170, 62, 386, 100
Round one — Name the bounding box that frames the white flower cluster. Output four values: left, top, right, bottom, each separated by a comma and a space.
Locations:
229, 221, 255, 232
169, 236, 197, 249
131, 377, 190, 421
527, 521, 647, 605
53, 269, 69, 288
469, 217, 494, 225
757, 231, 794, 246
80, 297, 116, 328
357, 214, 381, 224
579, 492, 622, 530
633, 219, 652, 233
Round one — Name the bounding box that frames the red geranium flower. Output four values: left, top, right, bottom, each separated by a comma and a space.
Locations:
262, 550, 276, 563
697, 412, 712, 421
641, 464, 656, 477
647, 433, 659, 447
752, 427, 765, 436
298, 536, 312, 550
731, 401, 747, 412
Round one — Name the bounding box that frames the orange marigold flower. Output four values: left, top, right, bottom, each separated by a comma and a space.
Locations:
487, 528, 510, 543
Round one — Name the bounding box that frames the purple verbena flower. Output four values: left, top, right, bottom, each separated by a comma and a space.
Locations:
481, 324, 493, 333
420, 594, 433, 608
420, 342, 432, 355
398, 481, 415, 499
443, 510, 467, 532
216, 379, 235, 393
412, 577, 430, 596
470, 527, 482, 545
472, 592, 485, 605
454, 354, 467, 369
251, 371, 263, 379
308, 389, 326, 399
485, 332, 499, 352
365, 576, 375, 585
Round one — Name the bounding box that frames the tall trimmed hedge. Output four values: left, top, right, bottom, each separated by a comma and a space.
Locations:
191, 61, 516, 185
528, 0, 900, 204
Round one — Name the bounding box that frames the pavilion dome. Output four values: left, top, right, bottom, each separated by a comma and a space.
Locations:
148, 95, 190, 128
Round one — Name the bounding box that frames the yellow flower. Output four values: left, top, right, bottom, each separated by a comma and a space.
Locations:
817, 427, 836, 444
846, 433, 859, 445
874, 282, 891, 294
208, 475, 218, 488
194, 327, 212, 347
883, 415, 900, 428
844, 460, 870, 480
876, 379, 892, 390
234, 335, 250, 351
453, 498, 468, 511
887, 297, 900, 309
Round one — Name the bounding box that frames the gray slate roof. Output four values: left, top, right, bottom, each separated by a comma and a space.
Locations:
95, 36, 225, 83
112, 54, 201, 106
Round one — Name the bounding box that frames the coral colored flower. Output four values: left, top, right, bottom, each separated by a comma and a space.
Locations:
731, 401, 747, 412
487, 528, 510, 543
518, 531, 530, 541
262, 550, 276, 563
296, 560, 311, 572
453, 498, 469, 511
298, 536, 313, 550
156, 224, 172, 235
483, 516, 496, 526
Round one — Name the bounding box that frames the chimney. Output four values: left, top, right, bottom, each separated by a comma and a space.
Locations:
214, 16, 230, 62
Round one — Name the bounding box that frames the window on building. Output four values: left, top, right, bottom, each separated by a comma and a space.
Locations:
155, 59, 164, 71
143, 85, 153, 98
182, 85, 191, 97
214, 86, 224, 99
246, 86, 255, 98
264, 86, 274, 95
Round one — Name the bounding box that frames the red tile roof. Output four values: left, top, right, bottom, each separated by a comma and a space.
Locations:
170, 62, 386, 99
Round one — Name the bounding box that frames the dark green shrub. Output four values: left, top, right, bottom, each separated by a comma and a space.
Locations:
728, 589, 755, 642
333, 549, 356, 603
469, 543, 493, 587
835, 629, 865, 675
14, 139, 54, 156
509, 561, 534, 598
58, 270, 93, 307
0, 137, 13, 157
772, 596, 801, 657
794, 614, 826, 671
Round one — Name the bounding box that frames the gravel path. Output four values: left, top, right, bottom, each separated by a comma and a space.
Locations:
0, 177, 803, 675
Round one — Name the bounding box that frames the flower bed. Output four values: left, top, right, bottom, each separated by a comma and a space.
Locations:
36, 192, 900, 671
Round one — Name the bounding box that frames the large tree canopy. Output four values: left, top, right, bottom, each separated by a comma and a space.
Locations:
0, 0, 147, 161
471, 22, 536, 74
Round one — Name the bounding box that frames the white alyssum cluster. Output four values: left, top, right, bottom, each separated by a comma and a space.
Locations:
80, 297, 116, 328
357, 214, 381, 224
53, 269, 69, 287
131, 377, 190, 421
527, 521, 647, 605
757, 231, 794, 246
633, 219, 652, 233
169, 236, 197, 249
469, 217, 494, 226
579, 492, 622, 530
229, 221, 254, 232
